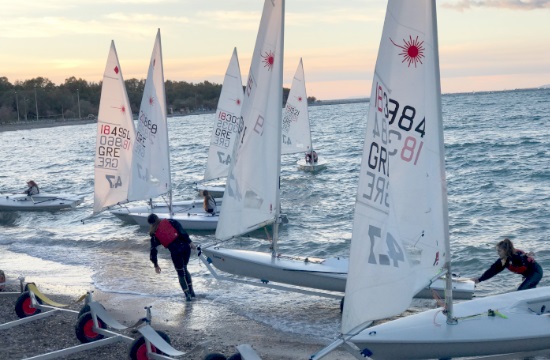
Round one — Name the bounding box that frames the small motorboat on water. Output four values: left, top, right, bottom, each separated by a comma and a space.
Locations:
0, 193, 84, 211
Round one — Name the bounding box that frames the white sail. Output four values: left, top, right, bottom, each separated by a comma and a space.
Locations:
216, 0, 284, 240
93, 41, 136, 214
281, 58, 312, 155
128, 29, 171, 202
203, 48, 244, 181
342, 0, 447, 334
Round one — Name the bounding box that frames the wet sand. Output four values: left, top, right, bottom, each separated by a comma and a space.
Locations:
0, 274, 355, 360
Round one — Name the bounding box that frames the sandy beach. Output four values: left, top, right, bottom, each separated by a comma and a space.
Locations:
0, 273, 355, 360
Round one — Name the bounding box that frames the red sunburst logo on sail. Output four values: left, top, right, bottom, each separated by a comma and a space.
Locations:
114, 66, 119, 74
149, 96, 155, 106
120, 105, 126, 113
391, 36, 425, 67
236, 98, 241, 106
297, 96, 303, 102
262, 50, 275, 71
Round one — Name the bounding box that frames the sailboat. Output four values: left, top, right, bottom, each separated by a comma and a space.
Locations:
200, 0, 472, 301
311, 1, 550, 359
194, 48, 244, 199
107, 29, 175, 223
282, 58, 327, 172
90, 40, 136, 216
116, 46, 245, 231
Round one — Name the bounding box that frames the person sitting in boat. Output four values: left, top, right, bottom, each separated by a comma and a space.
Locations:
471, 238, 543, 291
202, 190, 217, 215
305, 150, 318, 164
24, 180, 39, 196
148, 213, 197, 301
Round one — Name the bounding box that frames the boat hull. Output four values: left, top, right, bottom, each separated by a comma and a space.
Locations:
203, 247, 347, 292
110, 198, 222, 223
296, 159, 327, 172
201, 247, 474, 299
0, 193, 84, 211
195, 184, 225, 198
124, 211, 219, 230
125, 211, 288, 231
351, 287, 550, 359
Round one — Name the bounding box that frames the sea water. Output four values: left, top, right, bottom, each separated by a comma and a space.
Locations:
0, 87, 549, 345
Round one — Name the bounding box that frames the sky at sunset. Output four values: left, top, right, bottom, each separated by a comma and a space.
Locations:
1, 0, 549, 100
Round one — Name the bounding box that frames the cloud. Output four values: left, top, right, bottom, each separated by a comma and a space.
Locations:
443, 0, 550, 11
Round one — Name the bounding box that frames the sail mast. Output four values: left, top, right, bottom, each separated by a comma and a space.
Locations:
156, 29, 172, 217
429, 2, 454, 322
302, 58, 313, 154
272, 0, 285, 255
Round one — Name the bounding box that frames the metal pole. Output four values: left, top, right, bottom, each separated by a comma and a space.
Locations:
34, 86, 39, 120
15, 91, 20, 122
77, 89, 81, 119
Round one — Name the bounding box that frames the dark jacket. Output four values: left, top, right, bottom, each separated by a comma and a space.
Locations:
149, 219, 192, 267
479, 249, 537, 282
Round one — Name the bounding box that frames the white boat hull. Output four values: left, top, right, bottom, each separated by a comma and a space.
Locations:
203, 247, 347, 291
296, 159, 327, 172
110, 198, 222, 223
124, 211, 219, 230
195, 184, 225, 198
201, 247, 474, 299
126, 211, 289, 231
0, 193, 84, 211
351, 287, 550, 359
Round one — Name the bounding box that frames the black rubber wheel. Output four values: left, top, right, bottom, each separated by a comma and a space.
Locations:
204, 354, 227, 360
14, 291, 42, 318
340, 296, 345, 313
129, 330, 170, 360
75, 312, 106, 343
228, 353, 242, 360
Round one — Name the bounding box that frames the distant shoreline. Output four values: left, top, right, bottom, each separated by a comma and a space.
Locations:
0, 118, 98, 133
0, 98, 371, 133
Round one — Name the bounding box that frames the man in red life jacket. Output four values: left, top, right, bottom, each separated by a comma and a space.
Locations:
148, 213, 197, 301
472, 238, 543, 291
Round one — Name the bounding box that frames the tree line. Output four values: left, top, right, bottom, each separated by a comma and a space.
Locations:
0, 76, 316, 125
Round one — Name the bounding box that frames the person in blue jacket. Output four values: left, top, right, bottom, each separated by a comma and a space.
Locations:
148, 213, 197, 301
472, 238, 543, 291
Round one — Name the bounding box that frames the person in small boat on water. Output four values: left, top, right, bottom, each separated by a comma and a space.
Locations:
471, 238, 543, 291
202, 190, 217, 215
305, 150, 318, 164
24, 180, 39, 196
148, 213, 197, 301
